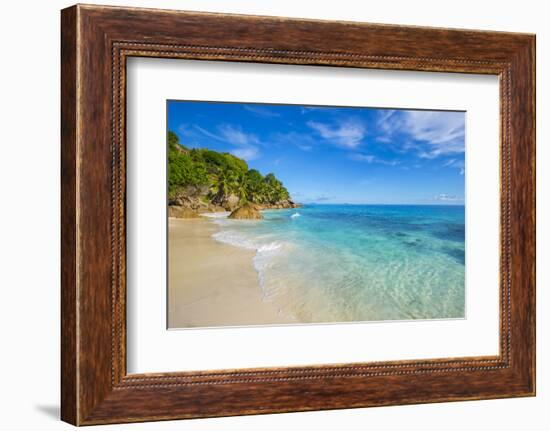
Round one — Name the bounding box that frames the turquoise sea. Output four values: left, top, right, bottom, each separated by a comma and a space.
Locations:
208, 204, 465, 323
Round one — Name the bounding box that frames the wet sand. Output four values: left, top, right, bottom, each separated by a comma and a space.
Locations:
168, 217, 292, 328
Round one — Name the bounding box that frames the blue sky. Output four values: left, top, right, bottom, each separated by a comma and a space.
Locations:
167, 101, 465, 205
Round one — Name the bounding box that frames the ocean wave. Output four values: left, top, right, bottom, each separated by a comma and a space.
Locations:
212, 230, 257, 250
290, 212, 301, 218
212, 229, 283, 253
200, 211, 230, 219
258, 242, 282, 252
212, 227, 287, 301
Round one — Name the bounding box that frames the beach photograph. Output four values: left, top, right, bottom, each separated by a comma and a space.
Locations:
167, 101, 466, 329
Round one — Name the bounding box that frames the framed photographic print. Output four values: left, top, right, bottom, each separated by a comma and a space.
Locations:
61, 4, 536, 425
165, 101, 467, 329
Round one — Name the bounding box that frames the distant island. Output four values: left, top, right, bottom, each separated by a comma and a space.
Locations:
168, 131, 299, 219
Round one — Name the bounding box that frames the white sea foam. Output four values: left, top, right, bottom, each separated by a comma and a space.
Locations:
258, 242, 282, 252
211, 227, 287, 301
211, 230, 257, 250
200, 211, 230, 219
290, 212, 301, 218
253, 253, 276, 300
212, 229, 283, 254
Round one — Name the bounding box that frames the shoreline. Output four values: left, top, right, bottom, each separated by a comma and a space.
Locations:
168, 216, 293, 328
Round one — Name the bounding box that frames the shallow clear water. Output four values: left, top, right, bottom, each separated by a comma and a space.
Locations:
210, 204, 465, 323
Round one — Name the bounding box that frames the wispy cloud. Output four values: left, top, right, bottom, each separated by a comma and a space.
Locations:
307, 119, 366, 149
271, 131, 315, 151
231, 147, 260, 161
442, 158, 465, 175
294, 193, 335, 203
300, 106, 328, 114
177, 123, 195, 138
349, 153, 399, 166
406, 111, 464, 147
349, 153, 375, 163
193, 125, 223, 142
312, 195, 333, 202
433, 193, 463, 202
243, 105, 281, 118
218, 124, 260, 147
187, 124, 262, 161
377, 110, 465, 158
377, 110, 397, 131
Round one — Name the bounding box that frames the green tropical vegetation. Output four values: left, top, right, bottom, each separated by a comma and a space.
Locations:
168, 131, 291, 207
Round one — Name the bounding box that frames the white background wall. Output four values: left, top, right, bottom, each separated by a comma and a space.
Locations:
0, 0, 546, 429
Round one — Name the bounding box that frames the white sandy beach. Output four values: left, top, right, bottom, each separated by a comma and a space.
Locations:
168, 217, 293, 328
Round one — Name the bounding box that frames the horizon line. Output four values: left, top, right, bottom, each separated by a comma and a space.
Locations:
291, 202, 465, 206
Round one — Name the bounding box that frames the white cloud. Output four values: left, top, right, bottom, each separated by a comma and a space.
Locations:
307, 119, 366, 149
230, 147, 260, 161
243, 105, 280, 118
193, 125, 223, 142
218, 124, 260, 147
192, 124, 261, 161
433, 193, 463, 202
349, 153, 399, 166
405, 111, 464, 146
300, 106, 327, 114
377, 110, 397, 131
377, 110, 465, 158
177, 123, 190, 136
442, 158, 465, 175
271, 131, 315, 151
350, 153, 375, 163
375, 136, 393, 143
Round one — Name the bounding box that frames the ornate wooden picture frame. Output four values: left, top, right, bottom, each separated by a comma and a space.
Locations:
61, 4, 535, 425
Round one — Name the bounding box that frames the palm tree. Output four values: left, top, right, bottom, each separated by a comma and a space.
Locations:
244, 169, 262, 203
235, 172, 248, 204
212, 170, 231, 204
